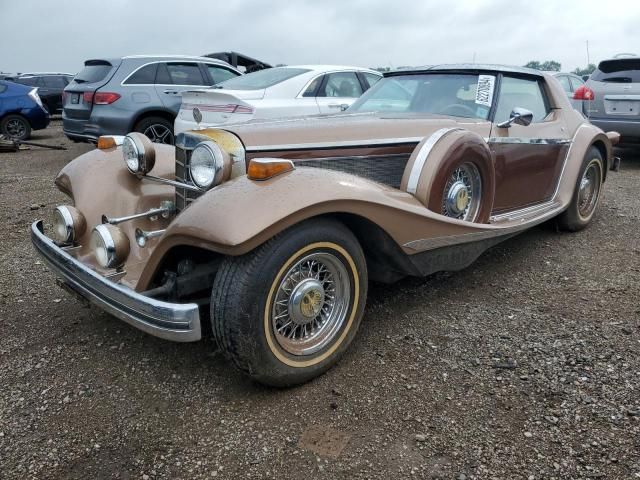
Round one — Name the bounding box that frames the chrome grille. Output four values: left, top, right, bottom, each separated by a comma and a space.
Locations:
175, 145, 202, 213
293, 154, 410, 189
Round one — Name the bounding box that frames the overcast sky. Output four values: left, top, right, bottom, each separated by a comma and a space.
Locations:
1, 0, 638, 74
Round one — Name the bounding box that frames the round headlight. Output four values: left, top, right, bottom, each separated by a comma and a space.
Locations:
189, 141, 230, 190
122, 132, 155, 175
89, 224, 130, 269
52, 205, 86, 244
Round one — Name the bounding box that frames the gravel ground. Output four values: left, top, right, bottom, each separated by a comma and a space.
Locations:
1, 120, 639, 479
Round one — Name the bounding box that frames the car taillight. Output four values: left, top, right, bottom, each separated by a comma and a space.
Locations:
83, 92, 94, 104
573, 85, 595, 101
93, 92, 121, 105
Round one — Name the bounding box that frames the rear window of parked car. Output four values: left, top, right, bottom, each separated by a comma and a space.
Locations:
592, 59, 640, 83
218, 68, 310, 90
124, 63, 158, 85
74, 61, 113, 84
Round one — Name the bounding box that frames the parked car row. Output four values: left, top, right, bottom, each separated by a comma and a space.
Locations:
33, 64, 620, 386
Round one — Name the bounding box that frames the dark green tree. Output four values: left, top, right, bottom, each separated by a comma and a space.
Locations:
524, 60, 561, 71
572, 64, 596, 77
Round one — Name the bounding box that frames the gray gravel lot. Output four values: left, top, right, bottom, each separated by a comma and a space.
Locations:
0, 120, 639, 479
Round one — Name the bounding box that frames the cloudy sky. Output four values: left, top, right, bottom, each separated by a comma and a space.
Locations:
1, 0, 638, 74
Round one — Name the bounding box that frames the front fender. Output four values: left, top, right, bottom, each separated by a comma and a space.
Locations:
137, 167, 486, 289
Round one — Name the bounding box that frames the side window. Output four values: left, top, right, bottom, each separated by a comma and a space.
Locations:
17, 77, 38, 86
163, 62, 205, 85
124, 63, 158, 85
569, 76, 584, 92
556, 75, 571, 94
495, 76, 549, 124
363, 72, 382, 89
302, 76, 323, 97
43, 76, 67, 88
205, 65, 239, 84
318, 72, 364, 98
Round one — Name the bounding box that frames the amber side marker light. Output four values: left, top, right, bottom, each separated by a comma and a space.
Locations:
247, 158, 295, 181
97, 135, 124, 150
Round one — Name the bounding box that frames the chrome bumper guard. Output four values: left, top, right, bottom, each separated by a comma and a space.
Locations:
31, 220, 201, 342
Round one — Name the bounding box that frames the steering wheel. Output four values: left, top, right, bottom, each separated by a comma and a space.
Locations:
440, 103, 476, 117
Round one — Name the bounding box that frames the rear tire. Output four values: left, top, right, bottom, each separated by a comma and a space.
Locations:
211, 218, 368, 387
1, 114, 31, 140
134, 116, 174, 145
556, 146, 604, 232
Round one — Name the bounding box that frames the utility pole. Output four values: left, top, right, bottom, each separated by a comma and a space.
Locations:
586, 40, 590, 66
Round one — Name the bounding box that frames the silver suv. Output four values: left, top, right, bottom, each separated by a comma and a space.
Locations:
62, 55, 241, 144
583, 56, 640, 145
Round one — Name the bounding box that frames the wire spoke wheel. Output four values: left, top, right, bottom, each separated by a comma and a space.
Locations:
441, 162, 482, 221
577, 159, 602, 219
143, 124, 174, 144
271, 252, 351, 356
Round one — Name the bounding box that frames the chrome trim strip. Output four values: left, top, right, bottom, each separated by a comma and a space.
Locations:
120, 60, 240, 87
404, 201, 564, 252
485, 137, 572, 145
490, 200, 556, 222
406, 128, 462, 195
142, 174, 202, 193
246, 137, 422, 152
31, 221, 201, 342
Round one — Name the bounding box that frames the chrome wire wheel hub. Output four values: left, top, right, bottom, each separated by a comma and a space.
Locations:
143, 124, 174, 144
271, 252, 350, 356
578, 160, 601, 219
442, 162, 482, 221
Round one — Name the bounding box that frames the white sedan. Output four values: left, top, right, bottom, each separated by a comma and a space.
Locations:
174, 65, 382, 134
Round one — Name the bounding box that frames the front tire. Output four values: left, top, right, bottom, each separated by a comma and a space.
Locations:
134, 116, 174, 145
211, 219, 368, 387
556, 146, 604, 231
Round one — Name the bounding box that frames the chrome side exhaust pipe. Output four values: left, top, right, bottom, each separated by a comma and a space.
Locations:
135, 228, 166, 248
102, 201, 175, 225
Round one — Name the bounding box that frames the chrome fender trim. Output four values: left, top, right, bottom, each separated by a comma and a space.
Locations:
406, 128, 463, 195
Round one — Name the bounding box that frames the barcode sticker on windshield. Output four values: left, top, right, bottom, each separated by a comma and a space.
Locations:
475, 75, 495, 107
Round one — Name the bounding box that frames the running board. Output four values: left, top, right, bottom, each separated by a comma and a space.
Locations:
490, 200, 563, 224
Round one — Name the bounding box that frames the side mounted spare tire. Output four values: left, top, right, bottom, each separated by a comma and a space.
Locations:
401, 129, 495, 223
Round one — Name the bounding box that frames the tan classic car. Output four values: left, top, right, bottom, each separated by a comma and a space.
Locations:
32, 65, 619, 386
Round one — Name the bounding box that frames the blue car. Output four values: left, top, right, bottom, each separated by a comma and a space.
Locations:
0, 80, 50, 140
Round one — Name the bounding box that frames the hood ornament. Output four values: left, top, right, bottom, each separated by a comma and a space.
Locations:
192, 107, 203, 125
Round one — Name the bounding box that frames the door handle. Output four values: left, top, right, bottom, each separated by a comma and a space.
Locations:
328, 103, 349, 111
163, 89, 178, 94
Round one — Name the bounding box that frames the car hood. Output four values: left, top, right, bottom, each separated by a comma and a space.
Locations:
217, 112, 490, 151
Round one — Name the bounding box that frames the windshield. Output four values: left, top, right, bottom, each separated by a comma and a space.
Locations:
349, 73, 494, 120
217, 67, 310, 90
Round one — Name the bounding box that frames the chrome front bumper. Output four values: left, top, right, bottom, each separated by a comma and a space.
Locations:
31, 220, 201, 342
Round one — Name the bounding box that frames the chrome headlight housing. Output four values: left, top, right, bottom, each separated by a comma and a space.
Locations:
90, 224, 130, 269
189, 141, 231, 190
52, 205, 86, 244
123, 132, 155, 175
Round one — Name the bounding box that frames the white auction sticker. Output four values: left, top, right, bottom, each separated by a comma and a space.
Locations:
475, 75, 496, 107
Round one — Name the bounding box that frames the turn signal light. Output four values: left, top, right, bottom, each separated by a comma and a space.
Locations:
97, 135, 124, 149
247, 158, 295, 181
573, 85, 595, 101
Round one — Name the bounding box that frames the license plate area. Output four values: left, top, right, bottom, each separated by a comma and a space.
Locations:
605, 100, 639, 116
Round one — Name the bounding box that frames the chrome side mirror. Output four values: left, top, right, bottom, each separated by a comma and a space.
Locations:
497, 107, 534, 128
